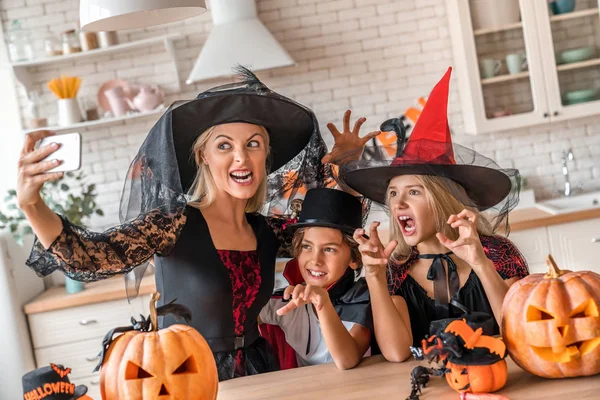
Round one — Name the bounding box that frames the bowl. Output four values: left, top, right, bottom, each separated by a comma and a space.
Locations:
559, 47, 593, 64
550, 0, 576, 15
564, 88, 598, 105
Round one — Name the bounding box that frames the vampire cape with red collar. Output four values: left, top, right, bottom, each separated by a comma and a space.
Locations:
259, 259, 373, 369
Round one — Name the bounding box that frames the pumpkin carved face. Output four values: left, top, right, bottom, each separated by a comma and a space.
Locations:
100, 293, 218, 400
445, 360, 508, 393
502, 255, 600, 378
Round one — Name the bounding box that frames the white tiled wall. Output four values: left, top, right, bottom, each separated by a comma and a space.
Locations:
1, 0, 599, 230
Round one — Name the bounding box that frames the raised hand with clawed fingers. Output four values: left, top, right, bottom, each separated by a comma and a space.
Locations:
436, 209, 488, 270
322, 110, 382, 165
353, 221, 398, 278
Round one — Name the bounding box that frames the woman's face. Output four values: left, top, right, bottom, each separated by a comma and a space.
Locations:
387, 175, 437, 246
297, 227, 355, 288
202, 122, 268, 200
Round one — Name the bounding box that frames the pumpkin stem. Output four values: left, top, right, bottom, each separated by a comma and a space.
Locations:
545, 255, 564, 278
150, 292, 161, 332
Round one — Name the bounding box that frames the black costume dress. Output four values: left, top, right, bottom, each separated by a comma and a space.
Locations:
387, 235, 529, 347
26, 204, 295, 381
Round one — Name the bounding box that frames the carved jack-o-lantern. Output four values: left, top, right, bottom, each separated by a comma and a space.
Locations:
445, 360, 508, 393
100, 293, 218, 400
502, 255, 600, 378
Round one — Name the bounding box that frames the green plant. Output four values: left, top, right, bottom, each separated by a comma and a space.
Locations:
0, 171, 104, 245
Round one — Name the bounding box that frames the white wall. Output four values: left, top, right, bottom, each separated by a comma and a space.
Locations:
0, 0, 598, 233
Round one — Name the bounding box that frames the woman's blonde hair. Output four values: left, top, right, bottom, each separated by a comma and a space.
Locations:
388, 174, 493, 261
187, 124, 270, 213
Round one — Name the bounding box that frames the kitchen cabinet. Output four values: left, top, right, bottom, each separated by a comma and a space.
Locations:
547, 217, 600, 271
26, 291, 151, 399
447, 0, 600, 134
507, 217, 600, 274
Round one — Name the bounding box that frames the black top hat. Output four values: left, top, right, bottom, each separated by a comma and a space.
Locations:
287, 188, 363, 235
22, 364, 88, 400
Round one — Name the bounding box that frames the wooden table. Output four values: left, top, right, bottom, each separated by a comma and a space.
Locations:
217, 355, 600, 400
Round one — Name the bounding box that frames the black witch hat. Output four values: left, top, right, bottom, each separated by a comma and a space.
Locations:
119, 66, 334, 299
22, 364, 88, 400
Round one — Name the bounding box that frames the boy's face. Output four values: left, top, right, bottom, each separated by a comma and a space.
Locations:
297, 227, 357, 288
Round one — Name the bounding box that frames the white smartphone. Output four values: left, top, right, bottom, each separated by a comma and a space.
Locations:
38, 132, 82, 173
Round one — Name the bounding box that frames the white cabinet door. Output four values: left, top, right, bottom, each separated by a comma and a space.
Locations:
532, 0, 600, 123
507, 227, 551, 274
446, 0, 551, 134
547, 218, 600, 273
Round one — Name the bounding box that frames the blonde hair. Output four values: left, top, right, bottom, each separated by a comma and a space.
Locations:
187, 125, 270, 213
388, 175, 493, 261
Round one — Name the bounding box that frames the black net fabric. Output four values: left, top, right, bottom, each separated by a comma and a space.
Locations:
339, 139, 521, 235
118, 68, 340, 300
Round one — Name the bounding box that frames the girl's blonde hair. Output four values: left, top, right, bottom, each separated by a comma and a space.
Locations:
388, 174, 493, 261
187, 124, 270, 213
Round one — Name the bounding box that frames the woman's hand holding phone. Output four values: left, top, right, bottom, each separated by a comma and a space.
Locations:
17, 130, 65, 209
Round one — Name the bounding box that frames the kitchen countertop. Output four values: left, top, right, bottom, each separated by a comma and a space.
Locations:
24, 260, 289, 315
217, 355, 600, 400
506, 206, 600, 231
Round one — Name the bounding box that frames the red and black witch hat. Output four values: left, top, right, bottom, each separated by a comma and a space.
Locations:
340, 67, 516, 213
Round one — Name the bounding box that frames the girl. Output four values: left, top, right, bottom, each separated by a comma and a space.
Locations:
17, 67, 379, 381
259, 188, 372, 370
341, 67, 529, 362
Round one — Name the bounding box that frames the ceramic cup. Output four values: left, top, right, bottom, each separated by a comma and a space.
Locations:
104, 86, 131, 117
480, 58, 503, 78
506, 53, 528, 74
65, 276, 85, 294
57, 98, 82, 126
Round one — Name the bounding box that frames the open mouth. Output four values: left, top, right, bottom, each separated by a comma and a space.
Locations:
307, 269, 328, 279
398, 215, 416, 236
230, 170, 253, 185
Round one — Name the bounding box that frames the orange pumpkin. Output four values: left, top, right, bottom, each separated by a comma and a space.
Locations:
502, 255, 600, 378
100, 293, 218, 400
446, 359, 508, 393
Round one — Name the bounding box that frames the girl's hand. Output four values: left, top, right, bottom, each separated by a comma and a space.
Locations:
277, 284, 331, 316
437, 209, 489, 270
322, 110, 381, 165
354, 221, 398, 278
17, 130, 64, 210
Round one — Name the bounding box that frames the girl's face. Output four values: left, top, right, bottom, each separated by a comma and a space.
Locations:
202, 122, 268, 200
297, 227, 357, 288
387, 175, 437, 246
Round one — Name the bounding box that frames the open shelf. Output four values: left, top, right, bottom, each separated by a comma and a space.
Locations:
12, 33, 183, 91
22, 107, 165, 134
557, 57, 600, 72
481, 71, 530, 85
550, 7, 599, 22
473, 21, 523, 36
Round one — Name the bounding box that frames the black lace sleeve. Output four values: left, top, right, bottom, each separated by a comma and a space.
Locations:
25, 206, 187, 282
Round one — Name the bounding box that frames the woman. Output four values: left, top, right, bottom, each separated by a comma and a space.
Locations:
341, 67, 528, 362
18, 68, 379, 381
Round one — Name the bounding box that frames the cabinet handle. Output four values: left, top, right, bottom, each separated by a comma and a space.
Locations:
79, 319, 98, 326
592, 237, 600, 243
90, 379, 100, 385
553, 111, 559, 116
85, 355, 99, 362
543, 112, 549, 118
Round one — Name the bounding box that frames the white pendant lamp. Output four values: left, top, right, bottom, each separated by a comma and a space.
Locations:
80, 0, 207, 31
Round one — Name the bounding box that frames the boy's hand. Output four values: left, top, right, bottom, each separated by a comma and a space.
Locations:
276, 284, 331, 316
